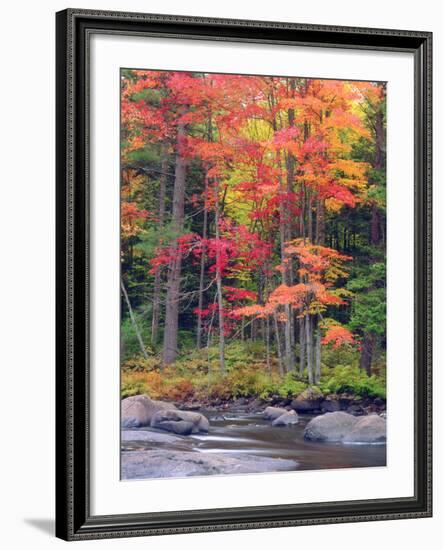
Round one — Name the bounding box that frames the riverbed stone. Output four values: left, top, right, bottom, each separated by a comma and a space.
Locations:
121, 450, 298, 479
248, 397, 265, 412
155, 420, 195, 436
150, 409, 209, 433
338, 394, 355, 410
347, 403, 365, 416
272, 410, 299, 427
263, 406, 288, 421
304, 411, 358, 442
121, 429, 181, 444
320, 398, 340, 413
290, 388, 324, 413
343, 414, 387, 443
121, 395, 176, 428
290, 398, 322, 413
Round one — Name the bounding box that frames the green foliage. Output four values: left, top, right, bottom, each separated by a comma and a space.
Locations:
320, 344, 359, 370
347, 262, 386, 336
123, 355, 161, 372
120, 316, 153, 361
258, 373, 307, 400
121, 339, 385, 403
318, 365, 386, 399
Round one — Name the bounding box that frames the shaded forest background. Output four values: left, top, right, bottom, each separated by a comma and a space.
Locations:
120, 70, 387, 404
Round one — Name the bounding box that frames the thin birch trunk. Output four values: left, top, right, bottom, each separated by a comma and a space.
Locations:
121, 279, 148, 359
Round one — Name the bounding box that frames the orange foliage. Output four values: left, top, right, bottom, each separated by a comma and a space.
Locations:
322, 325, 355, 349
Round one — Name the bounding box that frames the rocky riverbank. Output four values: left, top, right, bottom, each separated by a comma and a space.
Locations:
176, 388, 387, 417
122, 448, 298, 479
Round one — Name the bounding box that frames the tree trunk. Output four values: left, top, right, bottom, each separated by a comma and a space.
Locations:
300, 183, 306, 238
277, 148, 295, 372
121, 279, 148, 359
314, 321, 322, 383
273, 314, 285, 377
316, 198, 325, 245
269, 85, 295, 373
360, 333, 375, 375
299, 317, 305, 376
305, 314, 313, 384
151, 153, 168, 346
163, 124, 187, 365
284, 78, 296, 371
371, 107, 385, 246
266, 316, 271, 372
196, 177, 208, 349
307, 190, 313, 243
214, 182, 226, 374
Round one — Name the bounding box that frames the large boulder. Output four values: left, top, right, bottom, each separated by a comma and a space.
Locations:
150, 409, 209, 434
343, 414, 387, 443
263, 406, 288, 421
272, 410, 299, 427
121, 395, 176, 428
304, 411, 358, 442
291, 388, 323, 413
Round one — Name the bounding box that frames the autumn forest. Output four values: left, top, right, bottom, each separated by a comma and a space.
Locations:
120, 69, 387, 410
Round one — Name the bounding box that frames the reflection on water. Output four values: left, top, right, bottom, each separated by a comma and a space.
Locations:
122, 410, 386, 471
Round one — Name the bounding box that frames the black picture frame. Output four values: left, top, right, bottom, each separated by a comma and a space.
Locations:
55, 8, 432, 541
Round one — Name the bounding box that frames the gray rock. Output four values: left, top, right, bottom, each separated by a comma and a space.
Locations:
248, 397, 265, 412
182, 402, 202, 411
150, 409, 209, 433
121, 429, 181, 444
156, 420, 195, 436
320, 399, 340, 413
343, 414, 387, 443
291, 388, 324, 413
290, 398, 322, 412
121, 395, 176, 428
304, 411, 358, 442
263, 406, 288, 421
121, 450, 298, 479
272, 410, 299, 427
338, 395, 355, 409
347, 404, 365, 416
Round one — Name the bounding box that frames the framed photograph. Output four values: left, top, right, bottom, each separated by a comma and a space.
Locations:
55, 8, 432, 541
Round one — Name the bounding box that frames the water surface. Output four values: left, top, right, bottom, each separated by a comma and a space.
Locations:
122, 410, 386, 472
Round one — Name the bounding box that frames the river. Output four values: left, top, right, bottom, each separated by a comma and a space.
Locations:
121, 409, 386, 479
